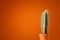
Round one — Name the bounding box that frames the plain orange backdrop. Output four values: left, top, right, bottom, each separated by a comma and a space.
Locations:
0, 0, 60, 40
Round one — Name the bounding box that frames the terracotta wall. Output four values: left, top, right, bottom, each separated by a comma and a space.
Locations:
0, 0, 60, 40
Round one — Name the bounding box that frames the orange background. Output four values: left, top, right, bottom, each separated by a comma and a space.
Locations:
0, 0, 60, 40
